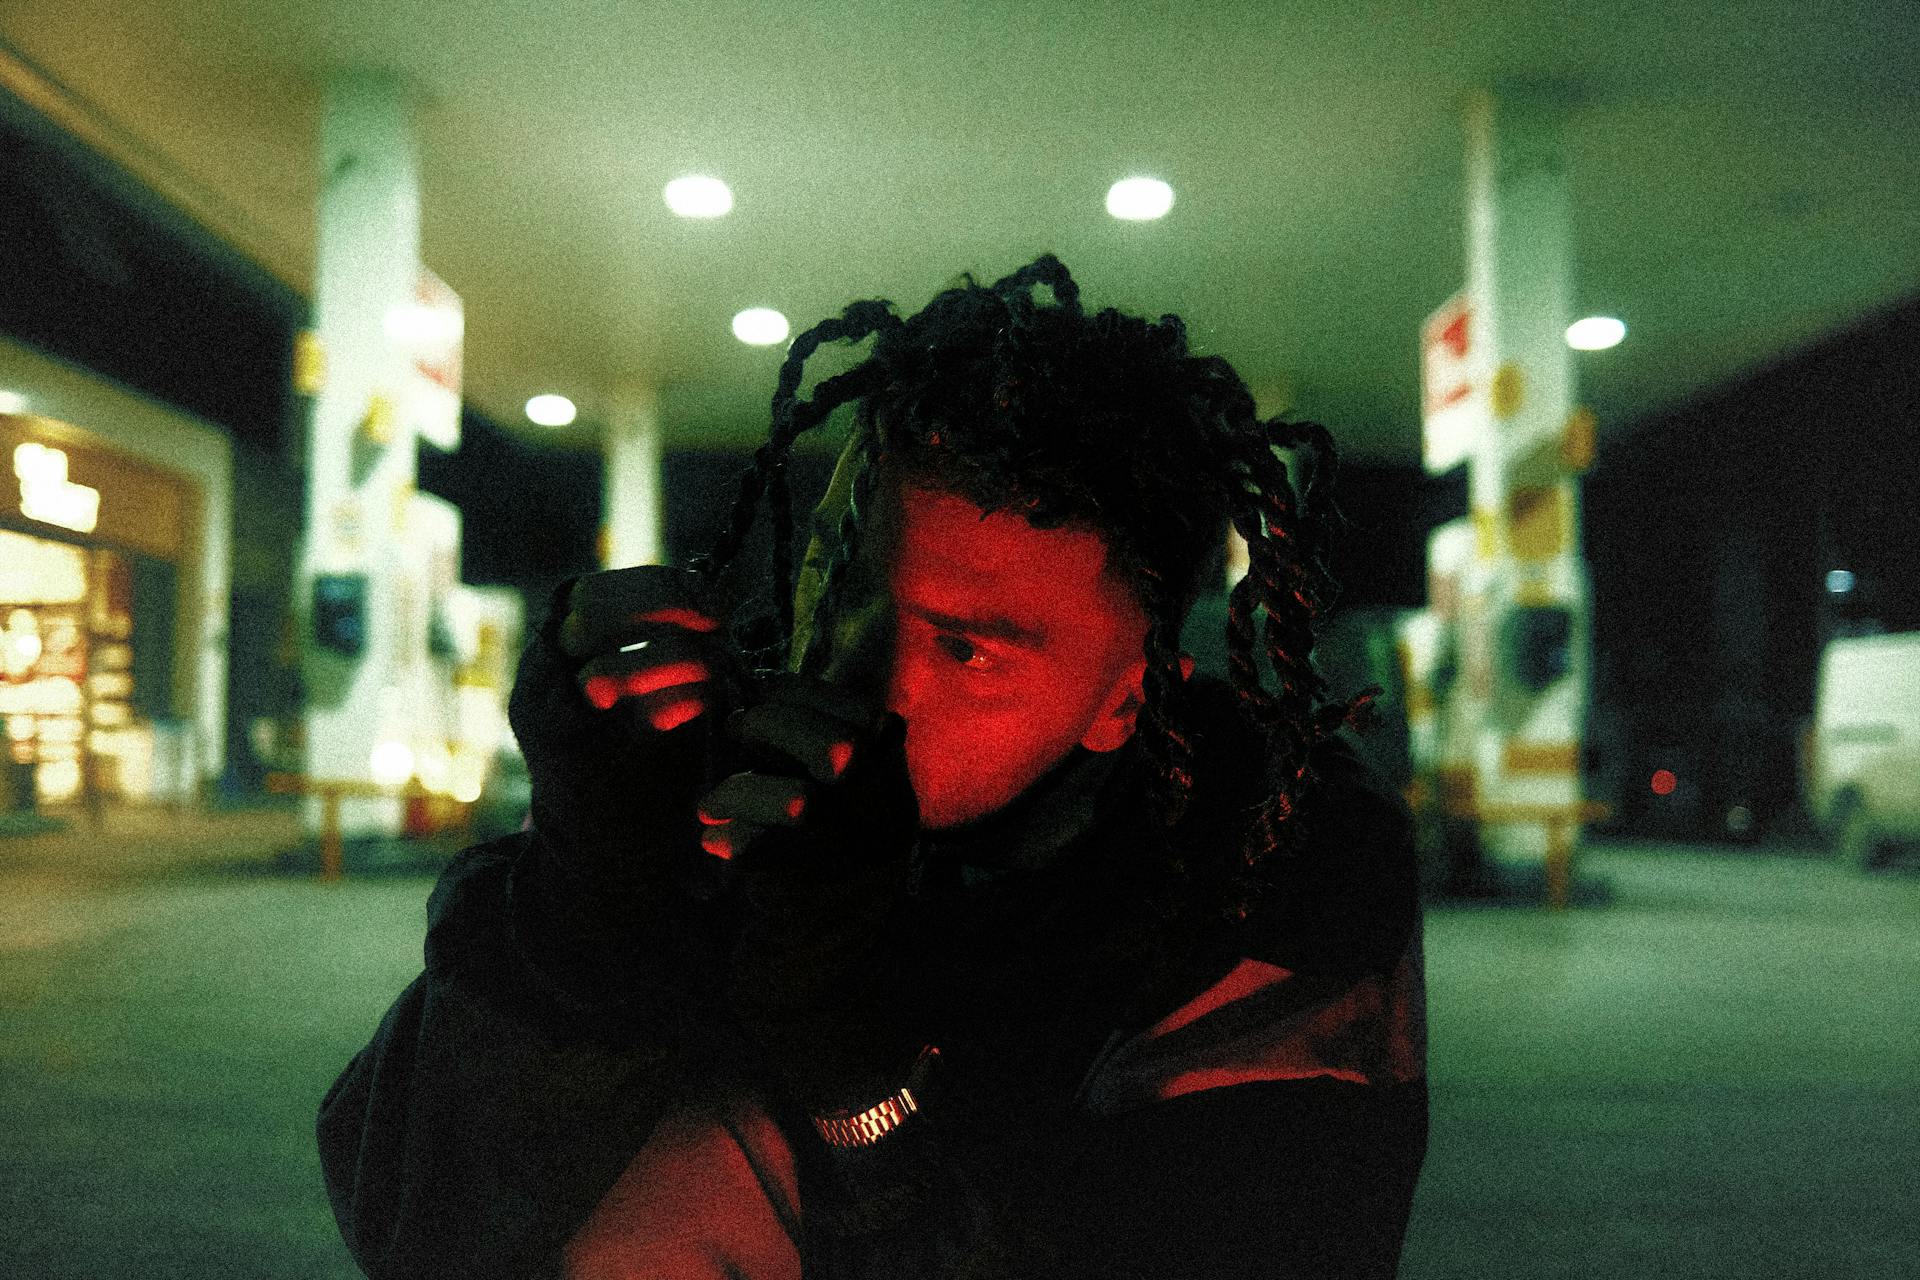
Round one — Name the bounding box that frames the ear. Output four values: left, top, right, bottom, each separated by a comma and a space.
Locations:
1080, 653, 1195, 753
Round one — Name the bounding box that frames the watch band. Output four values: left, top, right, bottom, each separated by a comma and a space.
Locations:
811, 1045, 941, 1149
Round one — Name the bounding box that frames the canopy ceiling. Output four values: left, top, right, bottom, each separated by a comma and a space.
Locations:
2, 1, 1915, 459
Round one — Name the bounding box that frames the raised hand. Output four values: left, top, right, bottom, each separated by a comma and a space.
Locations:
507, 566, 750, 891
557, 571, 742, 731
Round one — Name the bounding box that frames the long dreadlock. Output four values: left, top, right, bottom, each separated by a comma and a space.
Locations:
693, 254, 1376, 921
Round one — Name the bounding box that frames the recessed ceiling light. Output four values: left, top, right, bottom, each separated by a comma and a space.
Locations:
1106, 177, 1174, 221
732, 308, 790, 346
525, 394, 577, 427
0, 390, 26, 415
664, 175, 734, 218
1566, 316, 1626, 351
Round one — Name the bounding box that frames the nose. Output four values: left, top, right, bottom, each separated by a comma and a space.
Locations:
883, 651, 920, 724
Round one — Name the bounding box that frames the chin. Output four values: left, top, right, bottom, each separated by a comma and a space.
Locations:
915, 799, 974, 832
909, 746, 1050, 831
915, 782, 1022, 832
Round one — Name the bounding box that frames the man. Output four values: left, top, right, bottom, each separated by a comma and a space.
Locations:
319, 255, 1427, 1278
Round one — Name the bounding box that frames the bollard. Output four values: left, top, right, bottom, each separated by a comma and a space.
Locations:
1543, 816, 1573, 911
267, 772, 380, 882
319, 787, 344, 882
1456, 801, 1612, 910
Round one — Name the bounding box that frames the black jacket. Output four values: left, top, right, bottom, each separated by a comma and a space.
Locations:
318, 675, 1428, 1278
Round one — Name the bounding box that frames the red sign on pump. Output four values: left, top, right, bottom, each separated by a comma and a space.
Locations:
1421, 292, 1486, 475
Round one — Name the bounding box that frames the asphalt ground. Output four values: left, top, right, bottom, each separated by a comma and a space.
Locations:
2, 809, 1915, 1279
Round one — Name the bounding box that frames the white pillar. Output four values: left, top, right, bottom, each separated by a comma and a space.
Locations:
602, 387, 664, 569
298, 70, 423, 837
1463, 85, 1594, 860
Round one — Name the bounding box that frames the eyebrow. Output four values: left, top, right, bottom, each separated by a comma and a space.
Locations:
906, 602, 1047, 649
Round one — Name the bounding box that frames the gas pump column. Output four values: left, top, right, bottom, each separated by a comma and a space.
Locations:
1469, 86, 1594, 862
602, 387, 664, 570
1416, 86, 1596, 871
297, 72, 426, 839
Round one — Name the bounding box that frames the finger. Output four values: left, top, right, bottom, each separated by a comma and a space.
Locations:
577, 670, 714, 731
699, 818, 766, 862
727, 700, 862, 785
576, 632, 717, 710
698, 772, 810, 828
636, 687, 711, 732
559, 566, 722, 658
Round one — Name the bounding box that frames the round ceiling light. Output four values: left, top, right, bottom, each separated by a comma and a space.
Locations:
525, 394, 578, 427
1106, 177, 1175, 221
664, 175, 734, 218
732, 308, 790, 346
1566, 316, 1626, 351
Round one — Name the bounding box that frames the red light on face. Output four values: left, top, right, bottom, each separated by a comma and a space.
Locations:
1650, 769, 1677, 796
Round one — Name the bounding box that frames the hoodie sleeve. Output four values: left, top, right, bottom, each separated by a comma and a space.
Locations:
1239, 731, 1423, 981
315, 830, 727, 1279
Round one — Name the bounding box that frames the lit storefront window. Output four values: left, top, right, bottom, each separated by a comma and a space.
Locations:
0, 530, 144, 806
0, 529, 86, 603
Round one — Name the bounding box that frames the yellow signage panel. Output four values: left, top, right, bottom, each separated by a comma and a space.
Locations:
1506, 485, 1569, 562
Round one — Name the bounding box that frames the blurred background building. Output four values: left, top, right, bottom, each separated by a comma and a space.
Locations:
0, 3, 1914, 870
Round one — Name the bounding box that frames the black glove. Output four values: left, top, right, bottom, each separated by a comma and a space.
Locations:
507, 566, 751, 900
695, 672, 922, 1108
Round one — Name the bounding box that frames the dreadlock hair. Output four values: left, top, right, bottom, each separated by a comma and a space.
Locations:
694, 254, 1377, 922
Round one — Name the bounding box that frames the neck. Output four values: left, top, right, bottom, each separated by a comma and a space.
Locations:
917, 742, 1137, 876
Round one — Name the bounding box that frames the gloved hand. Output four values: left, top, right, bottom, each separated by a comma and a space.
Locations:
507, 565, 751, 898
695, 672, 922, 1107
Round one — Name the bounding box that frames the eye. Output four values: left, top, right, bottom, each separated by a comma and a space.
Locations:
934, 632, 991, 670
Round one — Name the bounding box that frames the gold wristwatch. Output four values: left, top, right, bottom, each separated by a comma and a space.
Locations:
811, 1045, 942, 1149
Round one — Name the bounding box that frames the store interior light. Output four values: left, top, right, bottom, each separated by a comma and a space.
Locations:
664, 175, 734, 218
1, 608, 41, 678
0, 390, 26, 415
1566, 316, 1626, 350
13, 443, 100, 534
1106, 177, 1175, 221
732, 308, 790, 346
525, 394, 577, 427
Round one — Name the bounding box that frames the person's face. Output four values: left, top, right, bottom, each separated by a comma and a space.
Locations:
829, 478, 1149, 829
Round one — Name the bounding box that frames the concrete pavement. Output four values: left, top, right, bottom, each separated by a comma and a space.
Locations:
2, 813, 1915, 1278
1407, 847, 1918, 1278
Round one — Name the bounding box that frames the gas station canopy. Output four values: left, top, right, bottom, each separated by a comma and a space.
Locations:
1, 2, 1914, 457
